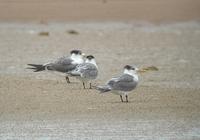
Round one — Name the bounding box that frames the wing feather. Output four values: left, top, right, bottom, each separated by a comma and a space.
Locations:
107, 74, 137, 91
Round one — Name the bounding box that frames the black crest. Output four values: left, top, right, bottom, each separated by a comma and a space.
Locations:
70, 50, 82, 55
124, 65, 135, 70
86, 55, 95, 60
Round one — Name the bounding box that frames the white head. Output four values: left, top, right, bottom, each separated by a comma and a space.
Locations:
123, 65, 139, 81
70, 50, 85, 64
85, 55, 97, 67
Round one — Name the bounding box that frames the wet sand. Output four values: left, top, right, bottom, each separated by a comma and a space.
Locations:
0, 22, 200, 139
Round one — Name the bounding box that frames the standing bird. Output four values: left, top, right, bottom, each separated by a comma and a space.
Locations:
67, 55, 98, 89
95, 65, 139, 102
27, 50, 85, 83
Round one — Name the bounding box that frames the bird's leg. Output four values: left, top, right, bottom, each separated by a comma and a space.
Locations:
82, 82, 86, 89
65, 76, 70, 83
120, 95, 123, 102
89, 83, 92, 89
125, 95, 128, 102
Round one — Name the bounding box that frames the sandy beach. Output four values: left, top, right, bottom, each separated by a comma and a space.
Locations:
0, 22, 200, 139
0, 0, 200, 139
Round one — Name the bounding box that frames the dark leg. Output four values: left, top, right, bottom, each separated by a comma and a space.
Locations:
65, 76, 70, 83
89, 83, 92, 89
82, 82, 86, 89
120, 95, 123, 102
125, 95, 128, 102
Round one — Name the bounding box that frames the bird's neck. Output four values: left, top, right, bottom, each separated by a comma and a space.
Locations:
71, 55, 84, 64
124, 69, 139, 82
86, 59, 98, 68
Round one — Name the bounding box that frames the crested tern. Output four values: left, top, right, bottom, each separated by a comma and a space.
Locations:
95, 65, 139, 102
67, 55, 98, 89
27, 50, 85, 83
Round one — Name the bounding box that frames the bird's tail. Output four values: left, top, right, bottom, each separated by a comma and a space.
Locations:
27, 64, 45, 72
92, 85, 111, 93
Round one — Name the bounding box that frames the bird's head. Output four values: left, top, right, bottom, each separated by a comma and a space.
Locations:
70, 49, 85, 63
123, 65, 139, 76
85, 55, 97, 67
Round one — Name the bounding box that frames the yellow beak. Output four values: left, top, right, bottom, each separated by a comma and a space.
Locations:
137, 69, 148, 73
137, 66, 159, 73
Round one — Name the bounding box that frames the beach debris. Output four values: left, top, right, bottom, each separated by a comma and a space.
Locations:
67, 29, 79, 35
38, 31, 49, 36
138, 66, 159, 73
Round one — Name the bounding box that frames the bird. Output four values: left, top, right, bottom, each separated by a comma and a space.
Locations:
27, 49, 85, 83
94, 65, 139, 102
67, 55, 98, 89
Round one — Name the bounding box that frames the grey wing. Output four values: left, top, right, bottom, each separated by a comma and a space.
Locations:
46, 57, 77, 72
76, 63, 98, 79
107, 74, 137, 91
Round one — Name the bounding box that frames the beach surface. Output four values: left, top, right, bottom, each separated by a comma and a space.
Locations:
0, 0, 200, 139
0, 22, 200, 139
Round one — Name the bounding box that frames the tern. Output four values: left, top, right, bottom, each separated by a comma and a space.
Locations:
95, 65, 139, 102
27, 50, 85, 83
67, 55, 98, 89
